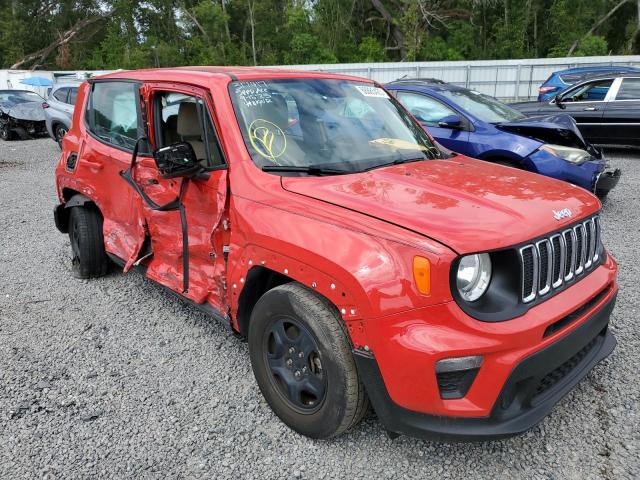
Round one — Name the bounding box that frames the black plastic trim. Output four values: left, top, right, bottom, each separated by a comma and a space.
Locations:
437, 368, 480, 399
543, 283, 612, 337
595, 168, 621, 194
354, 292, 616, 441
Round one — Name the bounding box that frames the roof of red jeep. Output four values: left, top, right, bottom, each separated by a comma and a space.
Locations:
93, 66, 372, 85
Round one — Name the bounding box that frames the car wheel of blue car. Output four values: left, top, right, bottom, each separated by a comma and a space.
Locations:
0, 122, 12, 141
490, 158, 522, 169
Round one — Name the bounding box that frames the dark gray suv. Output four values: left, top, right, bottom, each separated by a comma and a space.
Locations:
44, 83, 79, 148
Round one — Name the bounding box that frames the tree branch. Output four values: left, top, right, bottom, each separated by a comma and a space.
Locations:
369, 0, 405, 57
568, 0, 630, 55
10, 17, 104, 70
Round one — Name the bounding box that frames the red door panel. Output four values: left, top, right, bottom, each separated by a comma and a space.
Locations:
131, 84, 229, 311
78, 130, 145, 267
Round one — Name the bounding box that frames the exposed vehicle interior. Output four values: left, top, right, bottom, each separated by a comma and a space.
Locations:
155, 92, 224, 168
561, 79, 613, 102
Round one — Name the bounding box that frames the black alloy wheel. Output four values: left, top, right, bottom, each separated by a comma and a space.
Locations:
264, 316, 327, 413
248, 283, 368, 439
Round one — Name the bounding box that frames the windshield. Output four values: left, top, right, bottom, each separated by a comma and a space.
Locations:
438, 88, 524, 123
0, 90, 43, 104
229, 79, 442, 173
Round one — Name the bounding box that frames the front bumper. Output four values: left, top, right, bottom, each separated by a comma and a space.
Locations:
595, 168, 621, 196
356, 292, 616, 441
526, 148, 620, 194
8, 118, 47, 139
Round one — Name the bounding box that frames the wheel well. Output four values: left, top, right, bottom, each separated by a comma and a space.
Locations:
236, 266, 293, 338
484, 156, 523, 169
58, 189, 101, 231
52, 121, 66, 133
62, 188, 81, 203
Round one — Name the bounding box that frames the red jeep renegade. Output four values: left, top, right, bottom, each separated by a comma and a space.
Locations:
54, 67, 618, 441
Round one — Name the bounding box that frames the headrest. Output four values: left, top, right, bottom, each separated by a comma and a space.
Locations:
165, 114, 177, 129
177, 102, 201, 137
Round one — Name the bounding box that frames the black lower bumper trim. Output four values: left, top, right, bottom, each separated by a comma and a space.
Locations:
595, 168, 621, 194
355, 293, 617, 441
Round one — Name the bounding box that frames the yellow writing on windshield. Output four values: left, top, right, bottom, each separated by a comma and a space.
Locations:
249, 119, 287, 162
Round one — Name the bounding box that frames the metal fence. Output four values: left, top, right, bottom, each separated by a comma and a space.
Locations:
279, 55, 640, 101
3, 55, 640, 100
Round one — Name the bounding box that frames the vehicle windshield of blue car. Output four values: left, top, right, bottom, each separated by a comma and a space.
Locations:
229, 79, 443, 174
0, 90, 44, 105
439, 89, 525, 123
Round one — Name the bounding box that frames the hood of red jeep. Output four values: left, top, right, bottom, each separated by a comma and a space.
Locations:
282, 156, 600, 254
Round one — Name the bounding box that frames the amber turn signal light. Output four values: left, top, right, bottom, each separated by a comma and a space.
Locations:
413, 256, 431, 295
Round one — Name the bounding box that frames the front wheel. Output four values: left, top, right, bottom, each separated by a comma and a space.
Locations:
248, 283, 368, 439
491, 158, 521, 169
0, 122, 12, 141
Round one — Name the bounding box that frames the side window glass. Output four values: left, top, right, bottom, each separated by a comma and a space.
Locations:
562, 80, 613, 102
87, 82, 141, 150
68, 88, 78, 106
53, 88, 68, 102
615, 78, 640, 100
396, 92, 457, 127
156, 91, 225, 169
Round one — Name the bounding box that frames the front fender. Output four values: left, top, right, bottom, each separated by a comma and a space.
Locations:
227, 196, 456, 346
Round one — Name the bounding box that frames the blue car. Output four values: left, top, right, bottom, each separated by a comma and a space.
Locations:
386, 79, 619, 198
537, 66, 640, 101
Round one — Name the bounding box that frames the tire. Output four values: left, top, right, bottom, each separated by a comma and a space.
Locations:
54, 124, 67, 149
248, 282, 368, 439
68, 205, 109, 279
491, 158, 521, 169
0, 122, 12, 141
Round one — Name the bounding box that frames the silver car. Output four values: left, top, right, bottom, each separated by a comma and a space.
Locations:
44, 83, 80, 148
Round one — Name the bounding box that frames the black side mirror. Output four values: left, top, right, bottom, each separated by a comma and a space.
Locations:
154, 142, 201, 179
438, 114, 463, 129
554, 94, 566, 109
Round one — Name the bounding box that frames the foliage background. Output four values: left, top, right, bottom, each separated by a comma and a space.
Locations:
1, 0, 639, 70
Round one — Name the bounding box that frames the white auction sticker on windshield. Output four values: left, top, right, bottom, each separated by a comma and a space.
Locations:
354, 85, 389, 98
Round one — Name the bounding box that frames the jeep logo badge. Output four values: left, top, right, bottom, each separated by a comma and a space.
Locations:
553, 208, 573, 220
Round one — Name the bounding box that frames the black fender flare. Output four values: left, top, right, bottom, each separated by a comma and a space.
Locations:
65, 193, 93, 209
54, 194, 95, 233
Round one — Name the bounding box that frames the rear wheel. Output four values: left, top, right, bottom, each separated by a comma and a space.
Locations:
248, 283, 368, 439
68, 205, 109, 279
54, 124, 67, 149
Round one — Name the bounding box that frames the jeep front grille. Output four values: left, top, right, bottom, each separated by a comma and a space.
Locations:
519, 216, 601, 303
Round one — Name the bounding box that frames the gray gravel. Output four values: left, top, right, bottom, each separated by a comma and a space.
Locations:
0, 138, 638, 479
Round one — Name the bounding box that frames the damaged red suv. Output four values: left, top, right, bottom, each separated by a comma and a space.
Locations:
54, 67, 618, 441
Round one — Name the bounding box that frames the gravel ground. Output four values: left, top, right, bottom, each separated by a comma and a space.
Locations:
0, 137, 638, 479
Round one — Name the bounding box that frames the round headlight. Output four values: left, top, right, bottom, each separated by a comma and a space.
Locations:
456, 253, 492, 302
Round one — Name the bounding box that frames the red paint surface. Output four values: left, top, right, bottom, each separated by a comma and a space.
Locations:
56, 67, 617, 417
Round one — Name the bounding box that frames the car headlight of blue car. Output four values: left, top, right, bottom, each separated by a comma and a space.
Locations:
540, 144, 592, 165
